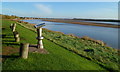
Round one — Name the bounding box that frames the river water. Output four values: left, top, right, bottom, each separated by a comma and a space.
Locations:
22, 19, 119, 49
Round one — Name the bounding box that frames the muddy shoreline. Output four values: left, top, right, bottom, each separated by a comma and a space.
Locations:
42, 19, 120, 28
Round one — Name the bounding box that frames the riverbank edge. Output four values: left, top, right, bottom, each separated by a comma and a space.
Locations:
17, 20, 118, 50
42, 19, 120, 28
16, 20, 120, 70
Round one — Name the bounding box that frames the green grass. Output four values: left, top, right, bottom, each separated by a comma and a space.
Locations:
2, 20, 106, 70
17, 20, 119, 70
42, 27, 120, 71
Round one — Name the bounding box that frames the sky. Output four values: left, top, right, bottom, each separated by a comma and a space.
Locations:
1, 2, 118, 19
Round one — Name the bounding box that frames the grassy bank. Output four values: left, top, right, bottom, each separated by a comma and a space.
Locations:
2, 20, 106, 70
42, 19, 120, 28
17, 20, 120, 71
2, 19, 119, 71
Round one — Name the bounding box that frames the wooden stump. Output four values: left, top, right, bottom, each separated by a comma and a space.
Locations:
15, 37, 20, 42
13, 31, 20, 42
12, 23, 16, 32
13, 31, 18, 36
10, 23, 13, 29
20, 43, 29, 59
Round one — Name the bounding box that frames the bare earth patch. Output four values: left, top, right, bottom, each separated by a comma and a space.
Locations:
29, 44, 49, 54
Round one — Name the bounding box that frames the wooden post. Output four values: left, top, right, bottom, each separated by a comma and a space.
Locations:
37, 28, 44, 49
13, 31, 17, 38
15, 33, 19, 38
15, 37, 20, 42
13, 31, 20, 42
15, 34, 20, 42
20, 43, 29, 59
10, 23, 13, 29
12, 23, 16, 32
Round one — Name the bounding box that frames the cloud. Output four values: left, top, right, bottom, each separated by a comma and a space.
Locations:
35, 4, 52, 14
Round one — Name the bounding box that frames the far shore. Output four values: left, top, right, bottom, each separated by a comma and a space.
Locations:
42, 19, 120, 28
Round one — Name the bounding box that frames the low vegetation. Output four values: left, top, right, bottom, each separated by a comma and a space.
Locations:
17, 20, 120, 71
2, 20, 105, 70
42, 28, 120, 71
2, 19, 119, 71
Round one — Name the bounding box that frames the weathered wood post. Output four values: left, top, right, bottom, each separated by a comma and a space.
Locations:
10, 23, 13, 29
20, 43, 29, 59
13, 31, 20, 42
34, 23, 45, 49
12, 23, 16, 32
15, 33, 20, 42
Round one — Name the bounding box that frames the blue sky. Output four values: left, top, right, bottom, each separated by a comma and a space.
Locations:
1, 2, 118, 19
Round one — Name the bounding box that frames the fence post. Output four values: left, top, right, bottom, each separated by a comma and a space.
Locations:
10, 23, 13, 29
13, 31, 20, 42
12, 23, 16, 32
20, 43, 29, 59
15, 33, 20, 42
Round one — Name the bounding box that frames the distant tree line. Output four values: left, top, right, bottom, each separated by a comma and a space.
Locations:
73, 18, 120, 22
0, 14, 63, 20
0, 14, 20, 19
0, 14, 42, 19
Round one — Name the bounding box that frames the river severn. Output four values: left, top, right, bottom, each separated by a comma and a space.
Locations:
22, 19, 118, 49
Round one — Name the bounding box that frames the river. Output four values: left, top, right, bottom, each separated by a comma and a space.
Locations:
22, 19, 118, 49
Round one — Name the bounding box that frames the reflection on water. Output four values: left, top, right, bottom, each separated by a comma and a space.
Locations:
22, 19, 118, 49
